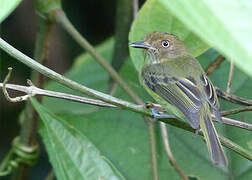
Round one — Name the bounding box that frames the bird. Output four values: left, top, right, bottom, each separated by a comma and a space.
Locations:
130, 32, 228, 166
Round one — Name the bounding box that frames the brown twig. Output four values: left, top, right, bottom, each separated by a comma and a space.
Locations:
221, 106, 252, 116
160, 122, 188, 180
212, 115, 252, 131
133, 0, 139, 19
147, 120, 159, 180
205, 55, 225, 75
215, 87, 252, 106
226, 61, 234, 93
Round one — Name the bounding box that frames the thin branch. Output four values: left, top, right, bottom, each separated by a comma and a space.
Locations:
0, 37, 150, 115
147, 121, 159, 180
0, 82, 116, 108
1, 81, 252, 132
226, 61, 234, 93
215, 87, 252, 106
159, 118, 252, 161
221, 106, 252, 116
160, 122, 188, 180
219, 136, 252, 161
53, 9, 143, 105
133, 0, 139, 19
205, 55, 225, 75
2, 67, 31, 102
212, 115, 252, 131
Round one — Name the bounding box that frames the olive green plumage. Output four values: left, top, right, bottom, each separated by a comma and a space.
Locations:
130, 32, 227, 166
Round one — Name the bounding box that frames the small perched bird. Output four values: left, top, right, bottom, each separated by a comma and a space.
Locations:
130, 32, 227, 166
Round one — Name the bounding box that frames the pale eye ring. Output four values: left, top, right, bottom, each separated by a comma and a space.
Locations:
161, 40, 170, 48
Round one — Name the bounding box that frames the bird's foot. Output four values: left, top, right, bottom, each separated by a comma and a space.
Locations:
192, 128, 202, 138
145, 102, 176, 119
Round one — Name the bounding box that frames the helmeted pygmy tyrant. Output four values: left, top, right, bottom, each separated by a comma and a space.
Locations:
130, 32, 227, 166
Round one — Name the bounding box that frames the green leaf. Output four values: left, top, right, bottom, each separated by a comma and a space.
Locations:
31, 98, 125, 180
129, 0, 209, 71
160, 0, 252, 77
0, 0, 22, 23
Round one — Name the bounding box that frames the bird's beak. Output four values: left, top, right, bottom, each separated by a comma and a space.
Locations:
130, 41, 156, 50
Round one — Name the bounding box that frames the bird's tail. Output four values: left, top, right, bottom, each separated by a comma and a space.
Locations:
200, 103, 228, 166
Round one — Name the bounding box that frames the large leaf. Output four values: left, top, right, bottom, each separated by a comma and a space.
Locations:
32, 98, 125, 180
0, 0, 22, 23
160, 0, 252, 77
129, 0, 209, 72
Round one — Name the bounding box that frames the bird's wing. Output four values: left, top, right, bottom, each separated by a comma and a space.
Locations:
200, 74, 222, 122
142, 70, 203, 129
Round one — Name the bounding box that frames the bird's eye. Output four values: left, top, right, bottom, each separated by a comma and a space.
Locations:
161, 40, 170, 48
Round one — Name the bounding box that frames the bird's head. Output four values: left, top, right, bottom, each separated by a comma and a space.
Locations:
130, 32, 189, 62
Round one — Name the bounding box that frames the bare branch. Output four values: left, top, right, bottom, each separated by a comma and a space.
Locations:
215, 87, 252, 106
133, 0, 139, 19
205, 55, 225, 75
226, 61, 234, 93
212, 115, 252, 131
0, 82, 116, 108
2, 68, 34, 102
160, 122, 188, 180
1, 80, 251, 131
221, 106, 252, 116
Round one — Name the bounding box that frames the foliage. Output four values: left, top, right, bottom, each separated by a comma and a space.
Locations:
1, 0, 252, 179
